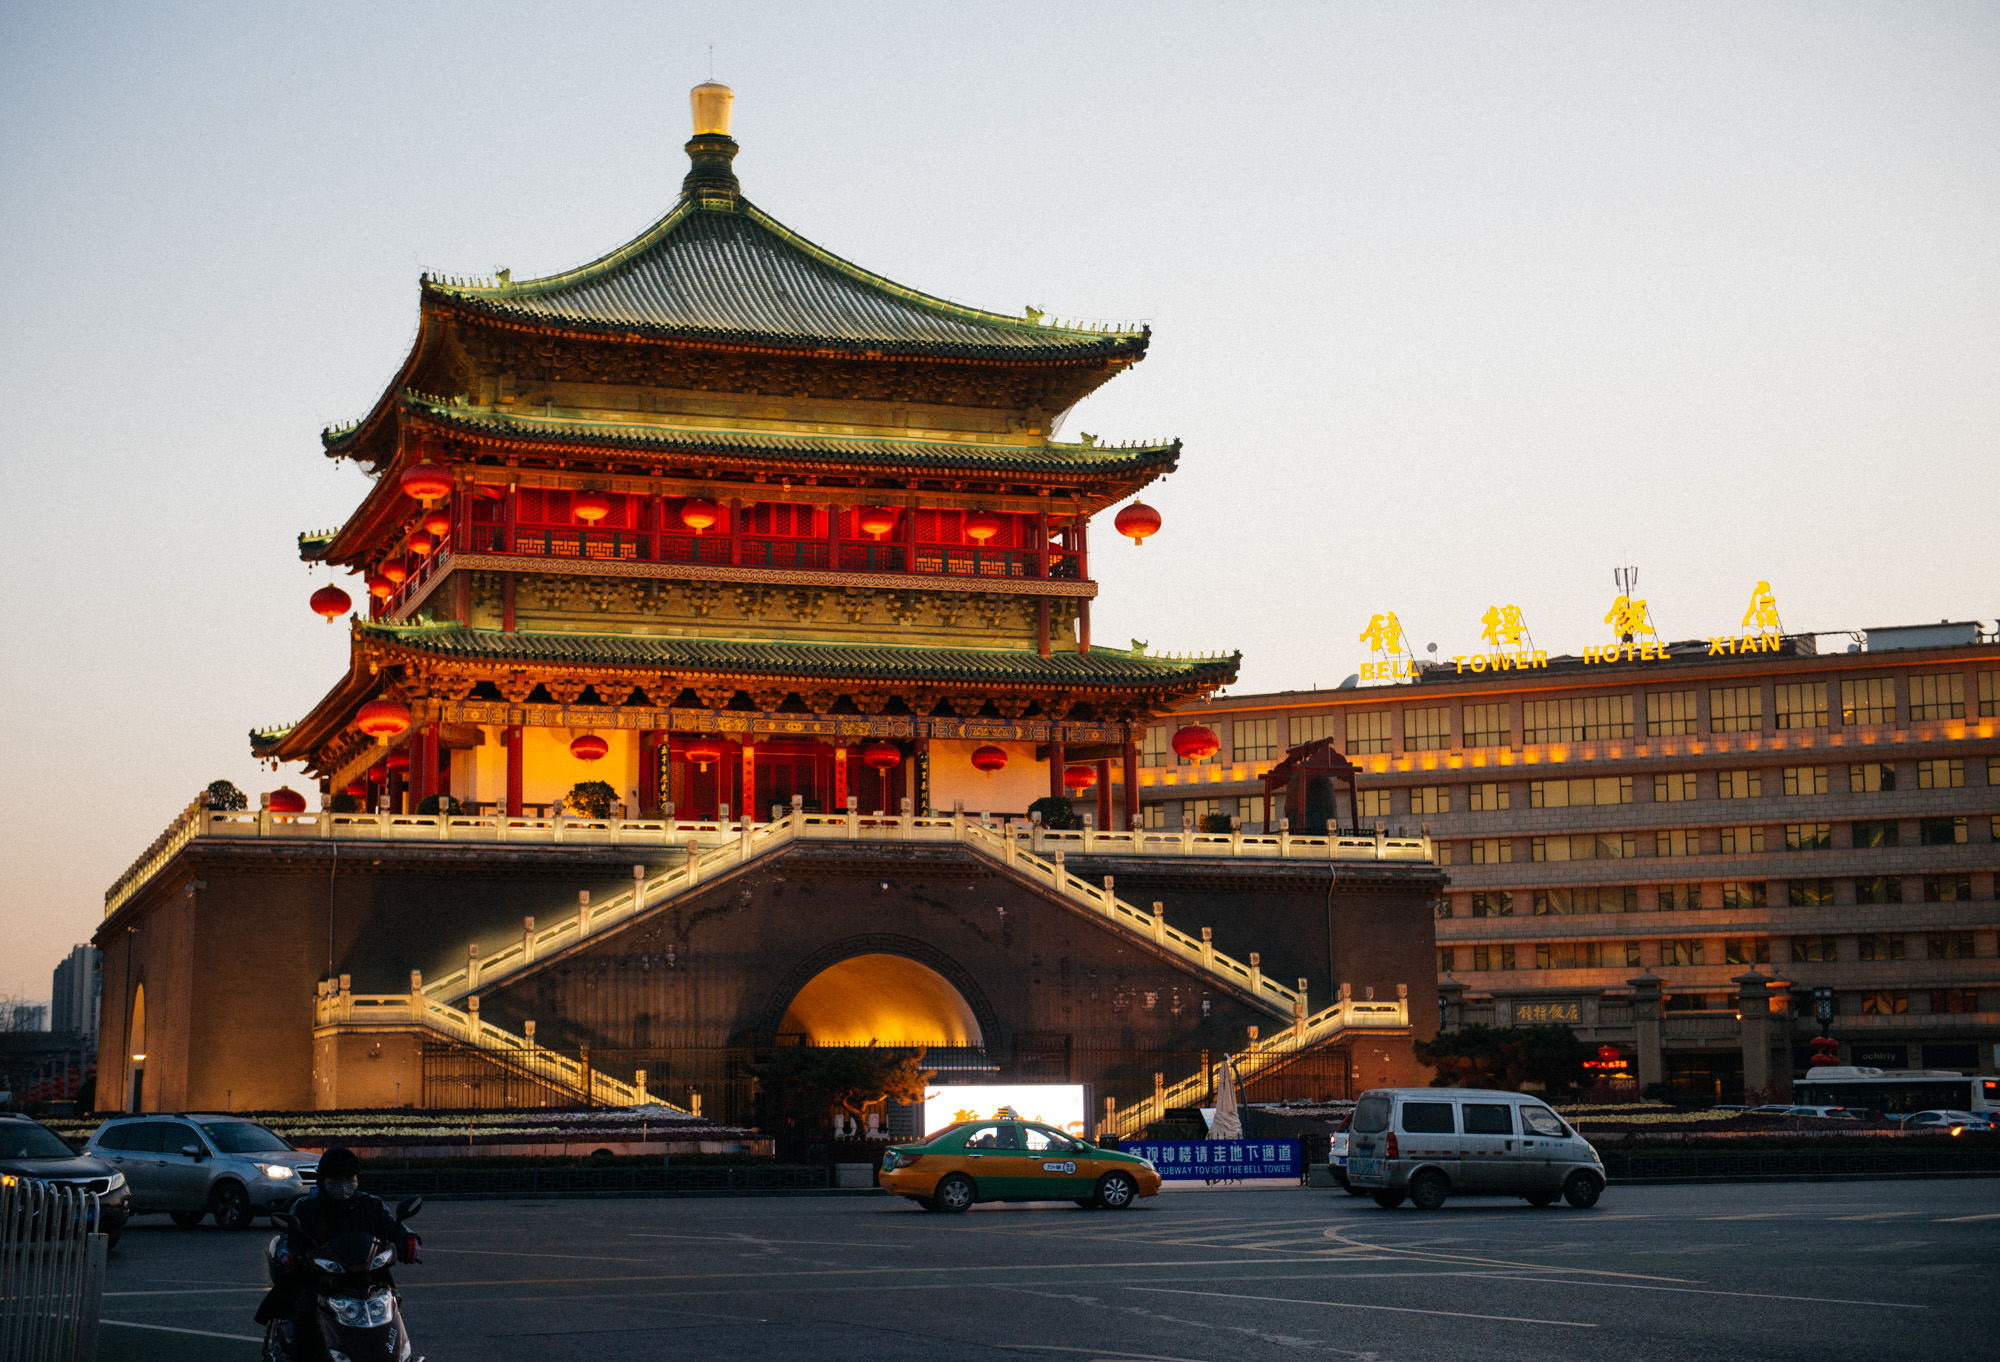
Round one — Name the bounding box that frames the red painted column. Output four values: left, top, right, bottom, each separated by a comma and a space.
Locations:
1048, 732, 1065, 802
1123, 742, 1140, 830
729, 498, 743, 568
415, 723, 440, 808
506, 726, 524, 817
1096, 758, 1113, 829
1076, 518, 1091, 654
639, 731, 659, 817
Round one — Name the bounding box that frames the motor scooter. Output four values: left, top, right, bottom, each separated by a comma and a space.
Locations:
261, 1195, 423, 1362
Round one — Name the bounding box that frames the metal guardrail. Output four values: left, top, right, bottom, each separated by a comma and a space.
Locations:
1600, 1144, 2000, 1183
0, 1178, 104, 1362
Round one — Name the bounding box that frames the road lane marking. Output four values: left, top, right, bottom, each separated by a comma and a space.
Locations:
1126, 1286, 1595, 1328
102, 1321, 264, 1341
1457, 1272, 1927, 1310
1319, 1225, 1692, 1281
1937, 1213, 2000, 1223
995, 1348, 1219, 1361
1831, 1211, 1924, 1221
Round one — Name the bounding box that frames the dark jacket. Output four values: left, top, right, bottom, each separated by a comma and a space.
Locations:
254, 1190, 406, 1325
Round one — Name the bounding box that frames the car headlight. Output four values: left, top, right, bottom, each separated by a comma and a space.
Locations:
256, 1164, 297, 1180
104, 1171, 126, 1192
1138, 1158, 1156, 1171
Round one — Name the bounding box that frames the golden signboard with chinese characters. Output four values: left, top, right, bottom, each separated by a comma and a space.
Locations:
1515, 1001, 1581, 1024
1480, 604, 1529, 649
1357, 611, 1417, 681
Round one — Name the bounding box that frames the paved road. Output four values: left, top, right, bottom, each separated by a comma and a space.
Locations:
101, 1180, 1999, 1361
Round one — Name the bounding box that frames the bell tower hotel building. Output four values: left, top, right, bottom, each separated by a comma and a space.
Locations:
1146, 621, 2000, 1103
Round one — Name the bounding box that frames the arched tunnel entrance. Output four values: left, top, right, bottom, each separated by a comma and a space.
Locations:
778, 953, 983, 1046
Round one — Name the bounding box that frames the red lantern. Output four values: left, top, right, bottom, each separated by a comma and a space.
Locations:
1063, 764, 1097, 792
570, 733, 608, 762
309, 584, 352, 622
1808, 1035, 1841, 1068
407, 531, 435, 559
365, 574, 393, 599
399, 462, 453, 505
267, 787, 307, 813
365, 766, 384, 784
385, 749, 411, 773
971, 745, 1008, 774
858, 507, 898, 539
1114, 501, 1161, 546
862, 741, 901, 771
1171, 725, 1220, 764
421, 506, 453, 537
380, 560, 408, 585
684, 736, 725, 771
573, 491, 612, 524
681, 499, 720, 534
344, 781, 368, 798
964, 510, 1003, 543
356, 699, 412, 744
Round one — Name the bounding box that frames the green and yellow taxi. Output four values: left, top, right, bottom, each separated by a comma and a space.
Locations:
878, 1119, 1161, 1212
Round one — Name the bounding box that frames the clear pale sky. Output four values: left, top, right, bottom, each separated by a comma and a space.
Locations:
2, 2, 1995, 1000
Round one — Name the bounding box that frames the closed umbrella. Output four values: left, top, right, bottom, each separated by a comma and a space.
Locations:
1207, 1053, 1243, 1140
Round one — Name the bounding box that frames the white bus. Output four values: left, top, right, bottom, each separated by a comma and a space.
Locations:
1792, 1066, 1999, 1116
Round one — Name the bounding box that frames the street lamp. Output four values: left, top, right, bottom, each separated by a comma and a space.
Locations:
1808, 986, 1839, 1069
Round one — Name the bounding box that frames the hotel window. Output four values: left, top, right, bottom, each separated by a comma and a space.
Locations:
1472, 944, 1516, 971
1469, 838, 1512, 865
1709, 686, 1763, 734
1468, 781, 1510, 812
1345, 711, 1392, 756
1470, 891, 1514, 918
1717, 769, 1762, 800
1851, 819, 1898, 849
1462, 702, 1510, 748
1660, 939, 1704, 966
1923, 873, 1973, 902
1231, 718, 1278, 763
1653, 772, 1698, 803
1788, 878, 1835, 907
1623, 941, 1644, 966
1932, 989, 1981, 1014
1530, 776, 1633, 808
1991, 756, 2000, 785
1722, 881, 1767, 909
1917, 759, 1964, 790
1534, 887, 1637, 915
1656, 828, 1700, 857
1840, 677, 1896, 726
1409, 785, 1451, 814
1854, 875, 1902, 904
1658, 883, 1703, 911
1858, 934, 1905, 961
1861, 991, 1909, 1016
1435, 841, 1453, 865
1535, 941, 1606, 969
1533, 832, 1637, 862
1791, 935, 1838, 963
1404, 706, 1451, 752
1141, 803, 1168, 829
1849, 762, 1897, 793
1981, 671, 1998, 719
1235, 796, 1266, 830
1907, 673, 1964, 721
1646, 690, 1697, 737
1523, 695, 1634, 743
1358, 789, 1393, 820
1928, 932, 1976, 960
1725, 937, 1771, 965
1919, 817, 1967, 846
1140, 725, 1172, 765
1774, 682, 1828, 729
1434, 897, 1453, 920
1785, 823, 1832, 852
1290, 713, 1338, 747
1719, 825, 1765, 854
1782, 765, 1829, 796
1437, 946, 1456, 972
1183, 799, 1223, 826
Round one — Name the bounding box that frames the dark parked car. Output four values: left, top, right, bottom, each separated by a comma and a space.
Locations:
0, 1112, 131, 1248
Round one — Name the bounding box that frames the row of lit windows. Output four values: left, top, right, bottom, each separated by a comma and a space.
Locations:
1162, 672, 1997, 761
1460, 875, 1982, 916
1452, 934, 1985, 972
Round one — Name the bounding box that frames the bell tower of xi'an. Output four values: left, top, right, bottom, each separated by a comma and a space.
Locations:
93, 83, 1445, 1127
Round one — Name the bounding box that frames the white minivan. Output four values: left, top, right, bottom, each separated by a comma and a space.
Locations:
1342, 1088, 1605, 1210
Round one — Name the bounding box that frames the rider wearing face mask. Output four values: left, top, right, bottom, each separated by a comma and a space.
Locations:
256, 1146, 420, 1346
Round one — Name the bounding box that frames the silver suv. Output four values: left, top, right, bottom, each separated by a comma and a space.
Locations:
85, 1115, 318, 1229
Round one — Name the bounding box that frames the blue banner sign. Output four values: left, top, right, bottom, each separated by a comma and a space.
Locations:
1124, 1139, 1303, 1182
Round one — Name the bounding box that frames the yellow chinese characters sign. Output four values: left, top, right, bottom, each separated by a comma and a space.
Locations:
1358, 611, 1417, 681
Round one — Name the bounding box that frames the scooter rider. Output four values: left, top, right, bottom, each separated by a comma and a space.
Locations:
256, 1146, 420, 1353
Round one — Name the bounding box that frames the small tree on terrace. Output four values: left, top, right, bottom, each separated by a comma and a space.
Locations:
564, 781, 618, 819
204, 780, 248, 811
1416, 1024, 1591, 1099
757, 1044, 935, 1134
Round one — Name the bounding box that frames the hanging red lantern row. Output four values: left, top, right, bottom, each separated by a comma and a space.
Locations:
267, 787, 307, 813
964, 510, 1003, 543
309, 584, 353, 622
681, 499, 720, 534
570, 734, 608, 761
385, 749, 411, 774
380, 560, 408, 585
1063, 764, 1097, 792
1171, 725, 1220, 764
971, 745, 1008, 774
344, 780, 368, 798
1114, 501, 1161, 546
356, 699, 412, 744
407, 531, 435, 559
858, 507, 898, 539
399, 462, 453, 505
684, 736, 724, 771
573, 491, 612, 524
862, 741, 901, 771
365, 574, 393, 600
420, 506, 453, 538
